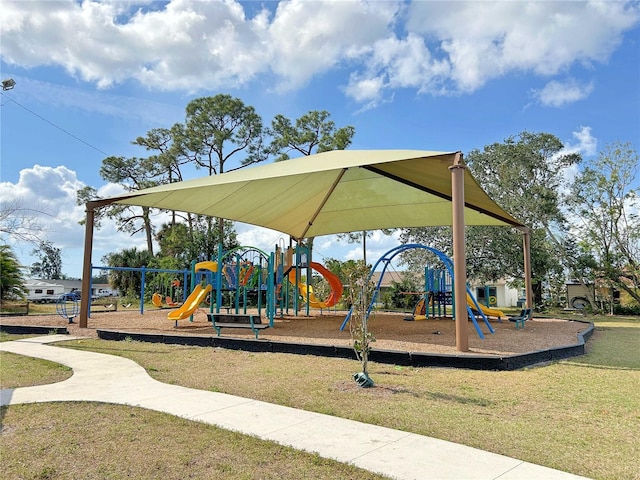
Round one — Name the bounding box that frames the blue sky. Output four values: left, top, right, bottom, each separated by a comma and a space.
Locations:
1, 0, 639, 278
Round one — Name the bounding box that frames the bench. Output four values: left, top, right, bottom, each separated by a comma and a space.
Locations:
508, 308, 532, 329
207, 313, 270, 339
0, 301, 30, 316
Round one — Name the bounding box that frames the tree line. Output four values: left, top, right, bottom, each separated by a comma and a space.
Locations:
76, 96, 354, 271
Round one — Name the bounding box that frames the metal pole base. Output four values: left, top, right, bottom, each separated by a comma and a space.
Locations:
353, 372, 374, 388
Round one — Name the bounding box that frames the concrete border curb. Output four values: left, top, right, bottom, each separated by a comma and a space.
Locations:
94, 320, 594, 370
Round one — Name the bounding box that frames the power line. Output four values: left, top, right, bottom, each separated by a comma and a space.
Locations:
0, 92, 110, 157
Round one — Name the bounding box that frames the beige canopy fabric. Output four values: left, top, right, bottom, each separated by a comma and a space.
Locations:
97, 149, 523, 239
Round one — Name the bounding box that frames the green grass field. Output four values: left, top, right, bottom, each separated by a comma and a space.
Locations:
1, 315, 638, 479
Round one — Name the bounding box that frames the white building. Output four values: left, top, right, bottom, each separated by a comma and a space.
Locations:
370, 272, 522, 308
25, 279, 118, 301
24, 280, 65, 303
469, 279, 523, 308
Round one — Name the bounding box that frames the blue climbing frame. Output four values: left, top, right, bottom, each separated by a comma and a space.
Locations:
340, 244, 495, 339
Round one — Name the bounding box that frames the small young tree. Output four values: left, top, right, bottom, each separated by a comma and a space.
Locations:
344, 261, 375, 387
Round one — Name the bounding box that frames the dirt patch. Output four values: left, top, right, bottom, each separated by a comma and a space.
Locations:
0, 307, 590, 357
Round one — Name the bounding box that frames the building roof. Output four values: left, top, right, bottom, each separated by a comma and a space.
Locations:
370, 271, 422, 289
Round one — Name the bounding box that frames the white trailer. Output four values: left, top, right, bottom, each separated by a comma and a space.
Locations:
95, 287, 117, 297
25, 281, 65, 303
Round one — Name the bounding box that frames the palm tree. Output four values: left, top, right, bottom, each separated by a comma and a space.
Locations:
0, 245, 27, 300
102, 248, 153, 299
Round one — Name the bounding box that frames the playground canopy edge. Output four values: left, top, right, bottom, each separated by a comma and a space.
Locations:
89, 149, 524, 239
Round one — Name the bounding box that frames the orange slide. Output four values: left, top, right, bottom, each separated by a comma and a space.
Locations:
288, 262, 343, 309
168, 284, 212, 321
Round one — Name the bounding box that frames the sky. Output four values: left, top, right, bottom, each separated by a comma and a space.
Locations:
1, 0, 639, 279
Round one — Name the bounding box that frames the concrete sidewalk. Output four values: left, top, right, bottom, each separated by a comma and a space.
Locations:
1, 335, 591, 480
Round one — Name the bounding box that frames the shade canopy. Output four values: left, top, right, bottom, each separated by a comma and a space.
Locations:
95, 149, 523, 239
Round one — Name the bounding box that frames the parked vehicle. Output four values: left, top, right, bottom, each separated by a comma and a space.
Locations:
67, 291, 98, 301
95, 288, 116, 297
25, 281, 65, 303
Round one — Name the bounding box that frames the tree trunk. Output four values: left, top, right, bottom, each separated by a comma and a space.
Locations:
143, 207, 154, 256
533, 281, 543, 306
362, 313, 369, 375
217, 217, 224, 248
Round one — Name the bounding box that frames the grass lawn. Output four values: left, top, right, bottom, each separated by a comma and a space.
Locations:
0, 331, 386, 480
1, 315, 638, 480
1, 403, 386, 480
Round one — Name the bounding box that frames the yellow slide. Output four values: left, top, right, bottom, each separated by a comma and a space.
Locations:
413, 297, 429, 321
288, 262, 343, 309
466, 293, 504, 319
195, 261, 218, 272
168, 284, 212, 321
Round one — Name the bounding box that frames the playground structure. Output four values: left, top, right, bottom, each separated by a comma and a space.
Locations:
410, 266, 454, 321
78, 149, 535, 355
90, 242, 345, 329
168, 243, 345, 327
91, 242, 505, 340
151, 277, 183, 307
87, 265, 190, 317
168, 283, 213, 326
340, 244, 499, 339
151, 292, 181, 309
286, 262, 343, 309
275, 244, 344, 316
164, 246, 274, 327
92, 242, 505, 341
466, 293, 505, 320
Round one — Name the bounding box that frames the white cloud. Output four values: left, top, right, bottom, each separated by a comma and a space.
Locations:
97, 182, 128, 198
406, 1, 638, 91
343, 73, 386, 105
562, 126, 598, 158
1, 0, 269, 91
1, 175, 82, 272
0, 165, 84, 228
236, 223, 286, 252
267, 0, 398, 91
0, 165, 146, 277
1, 0, 638, 108
556, 126, 599, 188
532, 79, 595, 107
0, 0, 398, 93
343, 33, 451, 109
